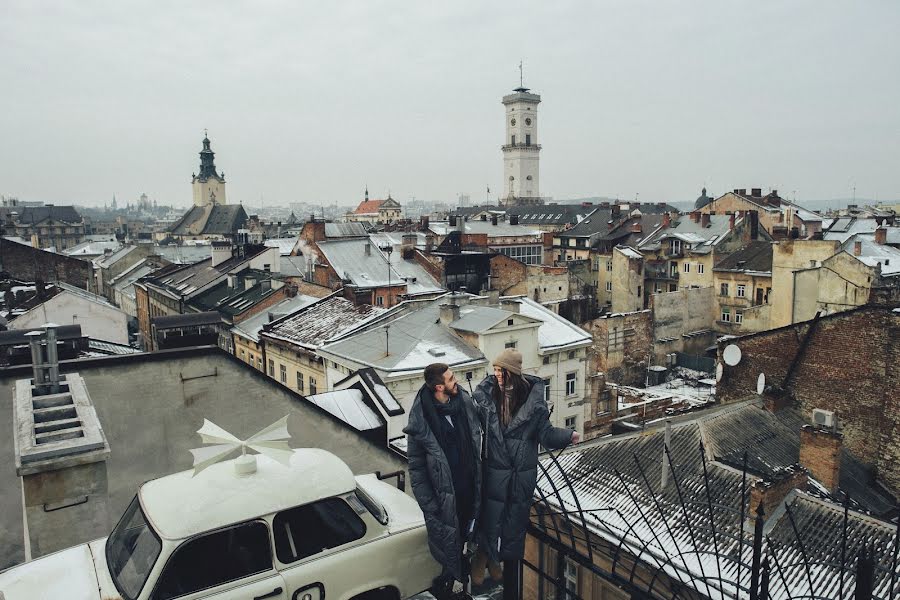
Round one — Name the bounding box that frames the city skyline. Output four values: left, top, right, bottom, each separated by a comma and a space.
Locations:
2, 1, 899, 208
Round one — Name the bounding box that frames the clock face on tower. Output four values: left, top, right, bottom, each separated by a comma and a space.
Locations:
510, 118, 516, 126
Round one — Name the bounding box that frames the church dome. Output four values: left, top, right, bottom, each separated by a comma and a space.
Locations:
694, 187, 713, 209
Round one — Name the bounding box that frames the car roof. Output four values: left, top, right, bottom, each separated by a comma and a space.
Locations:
139, 449, 356, 540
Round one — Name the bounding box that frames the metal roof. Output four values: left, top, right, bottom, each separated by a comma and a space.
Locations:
262, 295, 386, 349
151, 312, 222, 328
306, 389, 384, 431
231, 294, 318, 342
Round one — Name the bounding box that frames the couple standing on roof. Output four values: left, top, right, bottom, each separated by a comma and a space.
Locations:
404, 349, 580, 599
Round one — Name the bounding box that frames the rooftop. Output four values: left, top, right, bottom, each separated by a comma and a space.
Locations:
261, 293, 386, 350
318, 238, 442, 294
231, 294, 318, 343
713, 240, 774, 273
306, 390, 384, 431
428, 220, 543, 238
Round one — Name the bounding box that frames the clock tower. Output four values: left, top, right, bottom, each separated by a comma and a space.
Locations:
501, 82, 542, 206
191, 134, 227, 207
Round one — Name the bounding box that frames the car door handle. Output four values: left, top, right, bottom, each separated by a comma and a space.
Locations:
254, 587, 283, 600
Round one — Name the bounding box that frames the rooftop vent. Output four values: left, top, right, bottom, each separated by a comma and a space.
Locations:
427, 348, 446, 357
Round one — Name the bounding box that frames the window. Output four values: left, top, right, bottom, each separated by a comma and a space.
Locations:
698, 263, 705, 274
296, 372, 304, 393
683, 262, 690, 273
273, 498, 366, 564
376, 296, 384, 306
249, 353, 254, 364
737, 284, 746, 298
279, 364, 287, 384
507, 319, 514, 326
309, 377, 317, 395
568, 350, 576, 360
543, 378, 551, 404
154, 522, 272, 600
564, 558, 579, 597
257, 357, 262, 370
720, 283, 729, 296
543, 356, 550, 365
669, 239, 682, 255
565, 416, 577, 431
525, 134, 531, 146
637, 286, 641, 297
565, 372, 577, 396
606, 281, 612, 292
721, 308, 731, 322
669, 261, 678, 277
106, 496, 161, 600
735, 311, 744, 324
239, 349, 245, 359
505, 341, 517, 349
511, 134, 516, 145
669, 283, 677, 292
268, 359, 274, 376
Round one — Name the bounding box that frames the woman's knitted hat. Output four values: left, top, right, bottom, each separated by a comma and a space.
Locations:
493, 348, 523, 375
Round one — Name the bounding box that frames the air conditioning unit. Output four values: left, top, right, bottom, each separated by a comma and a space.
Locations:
812, 408, 835, 428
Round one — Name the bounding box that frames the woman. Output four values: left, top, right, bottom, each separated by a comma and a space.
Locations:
471, 348, 579, 585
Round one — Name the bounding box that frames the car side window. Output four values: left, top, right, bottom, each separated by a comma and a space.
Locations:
273, 497, 366, 564
153, 521, 272, 600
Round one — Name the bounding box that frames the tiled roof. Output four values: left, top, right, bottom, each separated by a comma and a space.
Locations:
261, 294, 385, 349
713, 241, 774, 272
351, 200, 385, 214
12, 206, 83, 225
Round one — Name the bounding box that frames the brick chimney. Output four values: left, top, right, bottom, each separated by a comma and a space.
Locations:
439, 303, 460, 325
729, 213, 736, 230
700, 213, 710, 228
662, 213, 671, 228
874, 227, 887, 245
854, 241, 862, 256
630, 222, 642, 233
751, 188, 762, 197
748, 464, 808, 518
690, 212, 701, 223
799, 425, 842, 493
611, 205, 621, 220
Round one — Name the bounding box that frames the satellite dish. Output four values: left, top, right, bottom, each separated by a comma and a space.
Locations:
715, 362, 723, 382
757, 373, 766, 395
723, 344, 742, 366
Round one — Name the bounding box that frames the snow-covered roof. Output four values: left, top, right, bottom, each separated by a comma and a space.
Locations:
62, 240, 121, 257
842, 235, 900, 276
428, 220, 543, 238
264, 237, 299, 256
615, 246, 643, 260
232, 294, 318, 342
261, 294, 386, 349
306, 389, 383, 431
139, 449, 356, 540
514, 296, 592, 352
318, 238, 442, 294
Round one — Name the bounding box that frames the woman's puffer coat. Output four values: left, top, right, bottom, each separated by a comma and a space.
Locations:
474, 374, 573, 562
404, 386, 484, 582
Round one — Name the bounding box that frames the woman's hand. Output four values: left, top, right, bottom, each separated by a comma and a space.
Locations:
571, 431, 580, 444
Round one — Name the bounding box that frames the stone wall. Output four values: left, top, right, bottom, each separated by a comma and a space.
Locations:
582, 310, 652, 386
0, 238, 93, 291
716, 306, 900, 495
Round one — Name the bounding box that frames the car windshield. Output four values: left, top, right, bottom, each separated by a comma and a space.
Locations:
106, 495, 162, 600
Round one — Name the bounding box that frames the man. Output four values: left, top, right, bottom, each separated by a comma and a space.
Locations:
404, 363, 484, 599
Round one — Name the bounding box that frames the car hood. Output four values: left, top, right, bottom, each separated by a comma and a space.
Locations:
355, 474, 426, 534
0, 543, 104, 600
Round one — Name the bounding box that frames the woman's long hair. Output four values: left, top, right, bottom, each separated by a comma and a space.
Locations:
492, 368, 531, 427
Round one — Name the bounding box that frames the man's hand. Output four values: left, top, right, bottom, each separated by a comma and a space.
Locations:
571, 431, 580, 444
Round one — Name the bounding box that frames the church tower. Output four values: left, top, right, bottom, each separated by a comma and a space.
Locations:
191, 134, 227, 207
501, 79, 542, 206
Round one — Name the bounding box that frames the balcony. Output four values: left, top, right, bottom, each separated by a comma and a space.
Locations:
501, 143, 542, 151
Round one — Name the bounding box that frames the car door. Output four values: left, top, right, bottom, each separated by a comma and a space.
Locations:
150, 520, 286, 600
272, 495, 379, 600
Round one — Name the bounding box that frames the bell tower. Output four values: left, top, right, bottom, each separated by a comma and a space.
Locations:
191, 133, 227, 207
501, 69, 542, 207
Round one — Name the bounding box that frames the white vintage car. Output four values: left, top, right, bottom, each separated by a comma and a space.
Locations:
0, 449, 441, 600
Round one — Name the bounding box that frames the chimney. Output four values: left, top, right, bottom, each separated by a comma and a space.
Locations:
481, 289, 501, 305
227, 273, 237, 288
244, 274, 257, 290
662, 213, 671, 228
690, 212, 701, 223
630, 222, 642, 233
854, 241, 862, 256
491, 215, 498, 226
439, 303, 460, 325
748, 464, 808, 519
799, 424, 842, 493
611, 205, 621, 220
729, 213, 736, 230
211, 241, 232, 267
874, 227, 887, 245
285, 283, 298, 297
737, 188, 747, 196
481, 214, 488, 221
261, 279, 272, 292
30, 233, 40, 248
510, 214, 519, 225
751, 188, 762, 197
425, 234, 435, 252
700, 213, 710, 228
364, 242, 371, 256
749, 210, 759, 239
449, 215, 458, 227
500, 299, 520, 313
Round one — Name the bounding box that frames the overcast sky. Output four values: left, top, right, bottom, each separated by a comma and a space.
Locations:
2, 1, 898, 208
